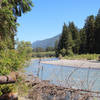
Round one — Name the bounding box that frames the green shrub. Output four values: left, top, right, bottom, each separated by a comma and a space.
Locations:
0, 84, 15, 96
60, 48, 66, 57
58, 54, 63, 59
67, 49, 73, 56
0, 41, 32, 96
0, 49, 26, 75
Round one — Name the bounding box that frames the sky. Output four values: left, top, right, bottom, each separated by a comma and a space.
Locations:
17, 0, 100, 43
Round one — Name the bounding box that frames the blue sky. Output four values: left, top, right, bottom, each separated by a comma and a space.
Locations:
17, 0, 100, 43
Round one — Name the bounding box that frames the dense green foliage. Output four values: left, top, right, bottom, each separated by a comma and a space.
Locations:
0, 2, 17, 49
0, 49, 24, 75
94, 9, 100, 53
79, 28, 86, 53
69, 22, 80, 54
56, 9, 100, 57
17, 41, 32, 60
0, 0, 33, 49
57, 23, 73, 56
0, 0, 33, 96
84, 15, 95, 53
0, 41, 33, 96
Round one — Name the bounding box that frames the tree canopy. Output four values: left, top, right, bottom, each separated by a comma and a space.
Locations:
0, 0, 33, 49
55, 9, 100, 57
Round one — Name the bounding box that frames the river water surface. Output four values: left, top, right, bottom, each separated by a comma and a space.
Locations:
25, 58, 100, 92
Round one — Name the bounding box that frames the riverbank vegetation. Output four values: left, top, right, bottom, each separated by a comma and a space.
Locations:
63, 54, 100, 60
32, 46, 55, 57
32, 51, 55, 58
55, 9, 100, 59
0, 0, 33, 97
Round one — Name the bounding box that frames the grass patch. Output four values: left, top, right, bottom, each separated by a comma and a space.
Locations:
63, 54, 100, 60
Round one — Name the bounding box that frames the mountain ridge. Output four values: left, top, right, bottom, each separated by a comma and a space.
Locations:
32, 34, 60, 48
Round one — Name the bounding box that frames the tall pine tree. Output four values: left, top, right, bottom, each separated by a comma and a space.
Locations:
79, 28, 87, 53
94, 9, 100, 53
68, 22, 80, 54
57, 23, 73, 56
84, 15, 95, 53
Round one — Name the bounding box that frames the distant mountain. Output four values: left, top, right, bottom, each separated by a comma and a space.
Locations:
32, 34, 60, 48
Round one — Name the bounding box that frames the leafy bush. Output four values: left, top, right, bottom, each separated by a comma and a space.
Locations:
0, 49, 25, 75
67, 49, 74, 56
60, 48, 66, 57
0, 41, 32, 96
58, 54, 63, 59
0, 84, 15, 96
17, 41, 32, 60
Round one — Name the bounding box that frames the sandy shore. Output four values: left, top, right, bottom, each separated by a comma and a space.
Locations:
41, 59, 100, 69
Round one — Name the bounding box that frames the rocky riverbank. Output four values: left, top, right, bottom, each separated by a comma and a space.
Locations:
21, 74, 100, 100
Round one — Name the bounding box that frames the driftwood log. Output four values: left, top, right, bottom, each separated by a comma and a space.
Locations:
0, 72, 17, 84
0, 72, 18, 100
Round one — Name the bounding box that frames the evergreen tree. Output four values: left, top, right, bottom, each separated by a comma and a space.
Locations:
66, 31, 73, 55
79, 28, 87, 53
84, 15, 95, 53
57, 23, 73, 56
68, 22, 80, 54
94, 9, 100, 53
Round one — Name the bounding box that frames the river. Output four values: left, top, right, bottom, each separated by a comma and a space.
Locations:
25, 58, 100, 92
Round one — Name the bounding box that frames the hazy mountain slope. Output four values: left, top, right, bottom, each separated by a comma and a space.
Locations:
32, 34, 60, 48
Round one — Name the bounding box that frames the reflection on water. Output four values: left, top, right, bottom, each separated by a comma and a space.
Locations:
25, 58, 100, 91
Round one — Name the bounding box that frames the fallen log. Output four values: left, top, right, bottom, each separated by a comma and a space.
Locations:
65, 87, 100, 94
0, 72, 17, 84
